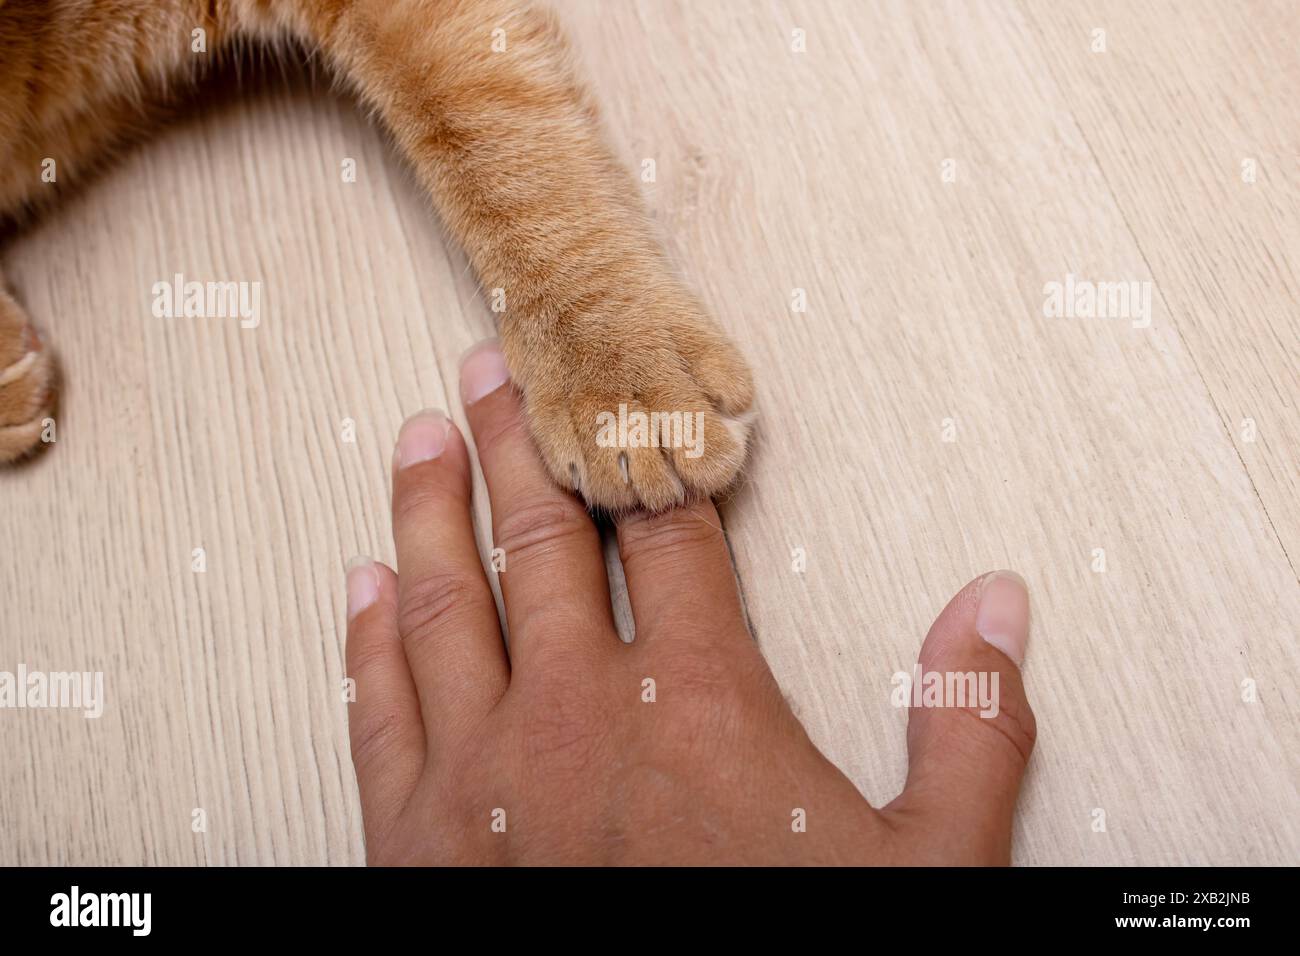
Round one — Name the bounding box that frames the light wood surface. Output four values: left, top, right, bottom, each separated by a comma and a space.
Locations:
2, 0, 1296, 865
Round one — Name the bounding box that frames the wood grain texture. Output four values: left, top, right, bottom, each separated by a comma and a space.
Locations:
1, 0, 1296, 865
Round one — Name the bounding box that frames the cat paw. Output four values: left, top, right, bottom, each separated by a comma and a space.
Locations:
503, 296, 755, 513
0, 302, 57, 463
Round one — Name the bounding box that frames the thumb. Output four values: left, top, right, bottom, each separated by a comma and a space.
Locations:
884, 570, 1037, 864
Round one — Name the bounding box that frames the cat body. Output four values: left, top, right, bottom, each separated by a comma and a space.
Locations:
0, 0, 753, 511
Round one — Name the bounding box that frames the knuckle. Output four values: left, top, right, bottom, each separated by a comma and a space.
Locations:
618, 508, 724, 568
652, 647, 761, 744
471, 408, 529, 461
350, 708, 411, 773
663, 647, 742, 701
392, 474, 463, 527
955, 692, 1037, 767
492, 499, 591, 562
994, 691, 1038, 758
346, 634, 394, 680
398, 569, 488, 647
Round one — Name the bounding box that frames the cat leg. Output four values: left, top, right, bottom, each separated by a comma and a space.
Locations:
286, 0, 755, 511
0, 281, 56, 462
0, 0, 242, 464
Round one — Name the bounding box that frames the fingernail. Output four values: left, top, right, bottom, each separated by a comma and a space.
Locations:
459, 339, 510, 405
394, 408, 449, 470
975, 570, 1030, 665
345, 555, 379, 621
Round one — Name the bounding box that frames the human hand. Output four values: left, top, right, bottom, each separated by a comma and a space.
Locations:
343, 340, 1036, 865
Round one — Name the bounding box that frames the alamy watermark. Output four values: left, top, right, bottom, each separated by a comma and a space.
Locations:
151, 273, 261, 328
595, 403, 705, 459
891, 664, 1000, 718
50, 886, 150, 936
1043, 273, 1152, 329
0, 664, 104, 719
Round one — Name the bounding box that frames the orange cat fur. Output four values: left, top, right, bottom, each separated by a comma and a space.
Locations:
0, 0, 753, 511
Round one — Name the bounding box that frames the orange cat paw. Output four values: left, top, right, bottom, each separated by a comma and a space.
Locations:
0, 318, 57, 464
508, 295, 755, 513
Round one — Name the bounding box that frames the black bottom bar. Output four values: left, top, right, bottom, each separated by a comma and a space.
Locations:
0, 866, 1283, 941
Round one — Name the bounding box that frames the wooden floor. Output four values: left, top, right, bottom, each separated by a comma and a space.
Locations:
2, 0, 1296, 865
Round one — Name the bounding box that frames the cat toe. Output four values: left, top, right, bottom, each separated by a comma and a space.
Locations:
526, 376, 751, 514
0, 330, 57, 463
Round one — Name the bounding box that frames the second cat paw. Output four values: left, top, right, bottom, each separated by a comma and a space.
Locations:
0, 296, 56, 464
